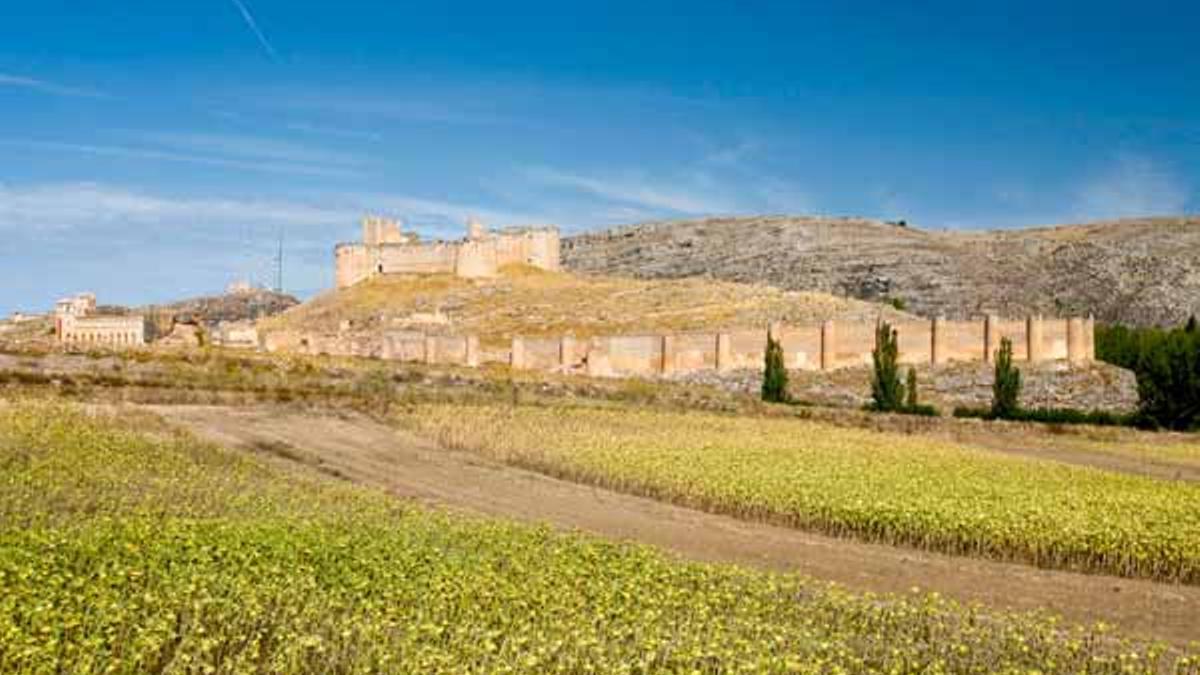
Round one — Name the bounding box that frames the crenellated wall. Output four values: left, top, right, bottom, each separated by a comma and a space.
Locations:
334, 216, 561, 288
574, 315, 1092, 378
264, 314, 1097, 382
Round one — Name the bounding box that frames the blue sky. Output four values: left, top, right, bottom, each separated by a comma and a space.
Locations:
1, 0, 1197, 313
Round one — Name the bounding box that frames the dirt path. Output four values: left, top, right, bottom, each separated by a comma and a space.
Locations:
154, 404, 1200, 646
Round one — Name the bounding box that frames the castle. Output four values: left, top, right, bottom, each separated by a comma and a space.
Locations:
334, 216, 561, 288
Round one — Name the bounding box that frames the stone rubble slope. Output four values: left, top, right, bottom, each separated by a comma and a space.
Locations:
563, 215, 1200, 327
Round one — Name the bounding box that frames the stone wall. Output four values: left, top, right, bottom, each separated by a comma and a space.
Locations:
60, 315, 147, 347
263, 315, 1095, 379
214, 321, 259, 349
382, 332, 479, 366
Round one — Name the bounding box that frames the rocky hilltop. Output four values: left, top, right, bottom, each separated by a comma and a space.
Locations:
143, 288, 299, 327
562, 216, 1200, 327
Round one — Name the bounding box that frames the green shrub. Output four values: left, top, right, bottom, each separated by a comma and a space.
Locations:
761, 335, 788, 403
1133, 328, 1200, 431
954, 406, 1133, 427
901, 403, 940, 417
864, 330, 939, 417
991, 337, 1021, 419
869, 322, 904, 412
354, 369, 395, 414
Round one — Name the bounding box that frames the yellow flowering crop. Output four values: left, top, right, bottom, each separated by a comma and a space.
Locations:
400, 404, 1200, 584
1, 401, 1196, 673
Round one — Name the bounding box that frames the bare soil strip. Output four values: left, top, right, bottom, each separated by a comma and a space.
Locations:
153, 404, 1200, 646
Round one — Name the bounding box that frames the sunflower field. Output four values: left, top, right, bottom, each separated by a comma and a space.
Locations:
1, 401, 1197, 673
399, 403, 1200, 584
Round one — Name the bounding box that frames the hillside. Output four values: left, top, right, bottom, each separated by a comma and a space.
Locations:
146, 288, 299, 326
562, 215, 1200, 327
262, 265, 910, 347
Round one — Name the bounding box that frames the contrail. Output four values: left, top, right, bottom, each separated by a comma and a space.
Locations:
228, 0, 279, 61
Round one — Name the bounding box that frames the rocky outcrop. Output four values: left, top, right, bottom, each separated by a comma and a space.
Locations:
147, 289, 299, 327
563, 216, 1200, 327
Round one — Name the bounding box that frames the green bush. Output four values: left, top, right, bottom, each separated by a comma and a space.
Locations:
1133, 328, 1200, 430
991, 337, 1022, 419
761, 335, 788, 403
1097, 319, 1200, 431
1096, 323, 1150, 369
905, 367, 919, 409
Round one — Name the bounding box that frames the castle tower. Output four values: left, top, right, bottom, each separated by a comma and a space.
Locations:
467, 216, 487, 241
362, 215, 404, 246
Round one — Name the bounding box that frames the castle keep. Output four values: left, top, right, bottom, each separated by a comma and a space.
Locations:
335, 216, 561, 288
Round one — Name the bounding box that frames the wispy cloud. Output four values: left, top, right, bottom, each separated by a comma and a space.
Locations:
0, 182, 354, 233
228, 0, 279, 61
523, 166, 737, 215
278, 93, 506, 126
135, 131, 364, 167
0, 73, 108, 99
286, 122, 382, 142
0, 182, 352, 299
699, 139, 763, 168
0, 182, 552, 240
1073, 154, 1190, 220
2, 139, 360, 179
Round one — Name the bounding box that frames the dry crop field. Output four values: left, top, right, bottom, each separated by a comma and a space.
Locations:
2, 400, 1199, 673
397, 404, 1200, 584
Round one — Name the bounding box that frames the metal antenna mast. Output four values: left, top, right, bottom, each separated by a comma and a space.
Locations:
274, 228, 284, 293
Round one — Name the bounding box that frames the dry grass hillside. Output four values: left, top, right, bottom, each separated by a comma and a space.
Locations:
563, 215, 1200, 327
262, 265, 910, 347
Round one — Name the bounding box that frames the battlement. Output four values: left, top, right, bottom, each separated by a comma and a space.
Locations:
334, 215, 561, 288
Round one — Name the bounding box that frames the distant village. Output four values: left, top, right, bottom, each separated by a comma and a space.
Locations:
1, 280, 281, 351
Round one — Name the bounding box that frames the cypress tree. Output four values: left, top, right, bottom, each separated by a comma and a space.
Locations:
761, 335, 789, 403
870, 322, 905, 412
905, 367, 919, 410
991, 337, 1022, 419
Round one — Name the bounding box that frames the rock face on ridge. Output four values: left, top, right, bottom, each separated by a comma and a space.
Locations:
563, 215, 1200, 327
